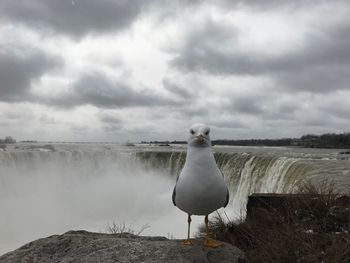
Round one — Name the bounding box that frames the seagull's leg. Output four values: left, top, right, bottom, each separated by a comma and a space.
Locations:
181, 214, 193, 245
203, 215, 222, 248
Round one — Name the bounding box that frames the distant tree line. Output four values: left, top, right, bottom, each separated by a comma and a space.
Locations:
0, 136, 16, 144
298, 133, 350, 149
142, 132, 350, 149
212, 138, 293, 147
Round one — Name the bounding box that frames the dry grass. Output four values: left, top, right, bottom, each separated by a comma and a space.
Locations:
106, 221, 150, 237
200, 180, 350, 263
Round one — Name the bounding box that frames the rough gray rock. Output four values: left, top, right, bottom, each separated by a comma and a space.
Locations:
0, 230, 248, 263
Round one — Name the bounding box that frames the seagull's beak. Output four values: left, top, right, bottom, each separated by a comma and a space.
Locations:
196, 133, 205, 143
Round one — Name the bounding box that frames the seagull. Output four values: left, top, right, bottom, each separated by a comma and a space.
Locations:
172, 123, 229, 247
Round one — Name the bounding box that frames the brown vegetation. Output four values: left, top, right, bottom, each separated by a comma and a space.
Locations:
200, 181, 350, 263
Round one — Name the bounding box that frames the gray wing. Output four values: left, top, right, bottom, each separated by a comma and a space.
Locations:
172, 174, 180, 206
220, 170, 230, 208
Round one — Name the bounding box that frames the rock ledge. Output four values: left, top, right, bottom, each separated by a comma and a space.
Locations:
0, 230, 248, 263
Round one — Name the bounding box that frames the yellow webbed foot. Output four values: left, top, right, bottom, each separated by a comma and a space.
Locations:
181, 239, 194, 246
204, 238, 222, 248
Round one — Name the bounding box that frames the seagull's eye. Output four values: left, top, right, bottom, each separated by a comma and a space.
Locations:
205, 130, 209, 136
190, 129, 195, 135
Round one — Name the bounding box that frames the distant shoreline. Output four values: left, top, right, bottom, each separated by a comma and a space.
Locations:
2, 132, 350, 149
142, 132, 350, 149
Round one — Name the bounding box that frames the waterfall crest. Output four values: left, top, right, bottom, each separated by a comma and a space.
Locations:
136, 151, 314, 216
0, 146, 347, 217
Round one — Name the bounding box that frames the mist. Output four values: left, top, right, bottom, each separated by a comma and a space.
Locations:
0, 147, 203, 255
2, 144, 340, 255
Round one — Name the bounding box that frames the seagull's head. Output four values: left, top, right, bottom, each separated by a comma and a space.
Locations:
188, 123, 211, 147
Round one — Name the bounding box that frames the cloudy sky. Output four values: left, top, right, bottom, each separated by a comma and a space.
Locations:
0, 0, 349, 142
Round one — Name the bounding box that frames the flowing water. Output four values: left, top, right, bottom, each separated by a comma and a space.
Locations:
0, 143, 349, 254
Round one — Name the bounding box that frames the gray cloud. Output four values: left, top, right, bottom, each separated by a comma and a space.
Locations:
0, 48, 61, 102
71, 124, 89, 134
39, 114, 58, 125
100, 114, 123, 124
220, 0, 315, 9
231, 97, 264, 115
173, 36, 350, 84
48, 72, 177, 109
277, 65, 350, 92
104, 123, 123, 132
211, 119, 248, 130
1, 107, 34, 121
171, 10, 350, 94
0, 0, 349, 142
0, 0, 146, 38
205, 0, 350, 13
162, 79, 194, 99
171, 18, 240, 73
98, 112, 124, 132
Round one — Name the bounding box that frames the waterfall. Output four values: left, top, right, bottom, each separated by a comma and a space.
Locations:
134, 151, 314, 217
215, 153, 314, 217
135, 151, 186, 176
0, 148, 332, 215
0, 144, 349, 254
